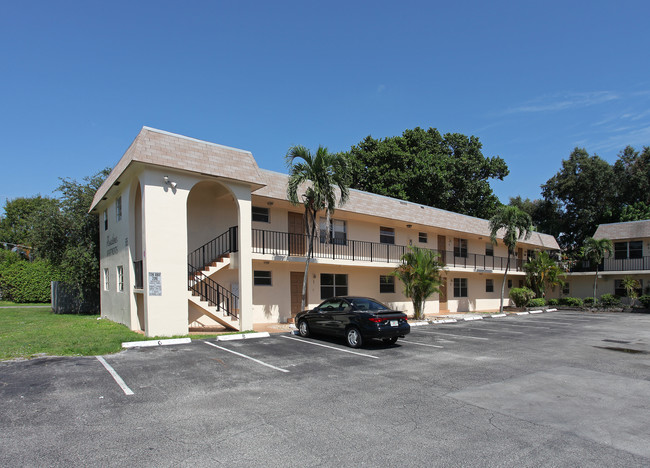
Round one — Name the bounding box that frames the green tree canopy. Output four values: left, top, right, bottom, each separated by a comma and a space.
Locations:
581, 237, 613, 300
0, 196, 59, 246
340, 127, 509, 219
541, 148, 617, 251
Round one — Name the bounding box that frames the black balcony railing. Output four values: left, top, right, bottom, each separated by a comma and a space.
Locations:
252, 229, 524, 271
188, 226, 238, 274
133, 260, 143, 289
188, 265, 239, 319
571, 256, 650, 273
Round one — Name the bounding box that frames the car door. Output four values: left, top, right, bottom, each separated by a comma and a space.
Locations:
308, 299, 340, 334
325, 299, 351, 336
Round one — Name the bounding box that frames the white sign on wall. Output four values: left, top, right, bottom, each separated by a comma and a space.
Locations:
149, 272, 162, 296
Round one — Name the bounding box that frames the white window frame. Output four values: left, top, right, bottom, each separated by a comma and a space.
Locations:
116, 197, 122, 222
117, 265, 124, 292
103, 268, 110, 291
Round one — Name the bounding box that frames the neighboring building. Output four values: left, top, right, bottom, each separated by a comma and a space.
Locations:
90, 127, 560, 336
565, 220, 650, 299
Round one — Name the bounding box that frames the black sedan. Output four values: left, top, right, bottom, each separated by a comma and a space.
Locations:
295, 297, 410, 348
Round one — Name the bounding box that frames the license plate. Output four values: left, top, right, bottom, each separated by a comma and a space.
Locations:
390, 320, 398, 327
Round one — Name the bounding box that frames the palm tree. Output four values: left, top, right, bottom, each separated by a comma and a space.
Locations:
524, 251, 566, 298
286, 145, 349, 312
393, 246, 445, 320
622, 275, 640, 306
489, 206, 532, 313
581, 237, 613, 300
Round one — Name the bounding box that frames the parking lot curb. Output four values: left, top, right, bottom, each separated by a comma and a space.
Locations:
547, 308, 557, 312
216, 332, 271, 342
529, 310, 544, 314
490, 313, 507, 318
463, 316, 483, 321
432, 319, 458, 324
515, 312, 529, 315
409, 321, 430, 327
122, 338, 192, 349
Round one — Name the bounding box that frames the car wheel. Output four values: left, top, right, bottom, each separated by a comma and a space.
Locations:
298, 320, 310, 337
382, 337, 398, 345
346, 327, 363, 348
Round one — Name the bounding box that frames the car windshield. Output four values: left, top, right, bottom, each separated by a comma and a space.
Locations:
348, 298, 389, 311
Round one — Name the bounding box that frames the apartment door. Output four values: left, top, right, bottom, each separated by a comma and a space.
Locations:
439, 276, 448, 312
290, 271, 306, 319
288, 212, 305, 256
517, 247, 523, 271
438, 235, 446, 264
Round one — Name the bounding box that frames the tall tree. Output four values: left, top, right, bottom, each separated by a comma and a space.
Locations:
341, 127, 509, 219
393, 246, 444, 320
581, 237, 613, 300
489, 206, 532, 313
30, 169, 110, 311
0, 196, 59, 246
541, 148, 617, 251
508, 196, 562, 238
286, 146, 350, 312
613, 146, 650, 209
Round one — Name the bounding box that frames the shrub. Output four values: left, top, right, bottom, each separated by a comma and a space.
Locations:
528, 298, 546, 307
0, 259, 60, 303
638, 295, 650, 309
559, 297, 583, 307
599, 293, 621, 308
547, 298, 559, 306
583, 297, 597, 306
509, 287, 535, 308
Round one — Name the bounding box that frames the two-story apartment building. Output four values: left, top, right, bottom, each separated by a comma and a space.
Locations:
565, 220, 650, 299
90, 127, 560, 336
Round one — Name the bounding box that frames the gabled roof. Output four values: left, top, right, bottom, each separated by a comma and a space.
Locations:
594, 219, 650, 240
255, 170, 560, 250
90, 127, 264, 211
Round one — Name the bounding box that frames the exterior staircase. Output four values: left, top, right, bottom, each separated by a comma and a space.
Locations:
188, 227, 240, 330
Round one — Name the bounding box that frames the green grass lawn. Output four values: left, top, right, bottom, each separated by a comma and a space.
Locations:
0, 305, 231, 361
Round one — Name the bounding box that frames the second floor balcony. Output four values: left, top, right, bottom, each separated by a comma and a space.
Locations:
252, 229, 526, 272
571, 256, 650, 273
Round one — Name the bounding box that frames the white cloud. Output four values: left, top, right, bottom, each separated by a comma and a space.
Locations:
500, 91, 619, 115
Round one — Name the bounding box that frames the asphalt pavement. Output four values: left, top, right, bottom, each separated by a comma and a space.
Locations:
1, 310, 649, 467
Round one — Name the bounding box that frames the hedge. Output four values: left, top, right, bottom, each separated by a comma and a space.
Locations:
528, 298, 546, 307
0, 259, 60, 303
599, 293, 621, 308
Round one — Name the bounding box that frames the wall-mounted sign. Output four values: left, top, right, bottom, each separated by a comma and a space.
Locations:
149, 272, 162, 296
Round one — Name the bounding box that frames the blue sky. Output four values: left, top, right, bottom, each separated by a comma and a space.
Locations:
1, 0, 649, 216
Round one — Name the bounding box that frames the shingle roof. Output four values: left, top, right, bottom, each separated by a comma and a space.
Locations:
90, 127, 264, 211
593, 220, 650, 240
255, 170, 560, 250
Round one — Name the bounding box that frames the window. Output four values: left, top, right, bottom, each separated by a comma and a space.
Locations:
116, 197, 122, 222
562, 282, 570, 295
321, 273, 348, 299
419, 232, 428, 243
485, 243, 494, 257
103, 268, 109, 291
508, 279, 513, 289
486, 279, 494, 293
103, 211, 108, 231
320, 218, 347, 245
380, 275, 395, 293
117, 266, 124, 292
380, 227, 395, 245
454, 238, 468, 258
519, 280, 524, 288
252, 206, 270, 223
454, 278, 468, 297
253, 270, 272, 286
614, 241, 643, 260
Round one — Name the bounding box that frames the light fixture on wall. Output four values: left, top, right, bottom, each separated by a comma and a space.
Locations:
163, 176, 177, 190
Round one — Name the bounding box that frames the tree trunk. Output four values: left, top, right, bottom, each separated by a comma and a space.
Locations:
500, 254, 511, 314
593, 266, 599, 300
300, 208, 317, 312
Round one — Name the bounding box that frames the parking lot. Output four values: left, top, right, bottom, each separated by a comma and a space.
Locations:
2, 310, 650, 467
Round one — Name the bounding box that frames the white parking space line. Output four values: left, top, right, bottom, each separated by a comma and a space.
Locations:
417, 330, 489, 340
96, 356, 134, 395
204, 341, 290, 373
281, 336, 379, 359
400, 340, 444, 348
528, 320, 575, 325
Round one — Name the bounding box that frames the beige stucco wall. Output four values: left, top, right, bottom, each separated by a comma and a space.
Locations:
99, 183, 134, 328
